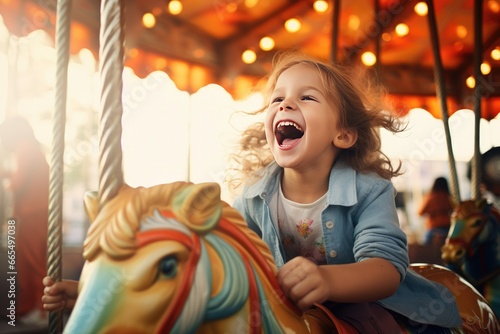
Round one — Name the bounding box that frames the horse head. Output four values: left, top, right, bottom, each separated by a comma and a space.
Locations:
63, 182, 340, 334
442, 199, 500, 285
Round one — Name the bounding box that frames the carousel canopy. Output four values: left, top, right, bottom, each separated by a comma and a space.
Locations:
0, 0, 499, 119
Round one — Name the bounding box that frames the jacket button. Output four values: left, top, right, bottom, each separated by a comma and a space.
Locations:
329, 250, 337, 258
325, 221, 334, 229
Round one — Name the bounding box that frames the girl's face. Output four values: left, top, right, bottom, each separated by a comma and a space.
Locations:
264, 63, 355, 173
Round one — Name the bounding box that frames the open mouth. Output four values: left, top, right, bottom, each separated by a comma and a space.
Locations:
275, 121, 304, 146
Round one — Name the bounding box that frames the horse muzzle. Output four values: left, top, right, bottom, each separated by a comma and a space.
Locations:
441, 242, 466, 265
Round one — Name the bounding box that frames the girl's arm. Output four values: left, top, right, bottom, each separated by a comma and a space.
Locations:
277, 256, 399, 310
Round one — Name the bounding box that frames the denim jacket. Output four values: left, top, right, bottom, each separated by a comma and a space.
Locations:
232, 157, 461, 328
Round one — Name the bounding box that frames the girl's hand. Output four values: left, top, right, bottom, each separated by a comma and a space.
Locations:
277, 256, 331, 310
41, 276, 79, 312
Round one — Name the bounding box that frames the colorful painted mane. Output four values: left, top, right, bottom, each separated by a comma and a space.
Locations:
442, 199, 500, 319
64, 182, 499, 333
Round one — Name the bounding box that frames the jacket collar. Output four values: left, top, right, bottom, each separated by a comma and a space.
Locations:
243, 155, 358, 207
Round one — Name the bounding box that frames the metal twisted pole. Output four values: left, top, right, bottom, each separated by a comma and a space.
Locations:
98, 0, 125, 210
426, 0, 461, 204
47, 0, 72, 333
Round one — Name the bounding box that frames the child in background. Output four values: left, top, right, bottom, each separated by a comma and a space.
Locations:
228, 52, 462, 333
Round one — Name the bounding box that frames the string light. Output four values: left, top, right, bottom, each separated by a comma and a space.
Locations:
285, 18, 301, 33
361, 52, 376, 66
242, 50, 257, 64
313, 0, 329, 13
395, 23, 409, 37
142, 13, 156, 28
169, 0, 183, 15
414, 2, 428, 16
348, 15, 360, 31
456, 25, 467, 39
481, 62, 491, 75
487, 0, 500, 13
259, 37, 275, 51
466, 76, 475, 88
491, 47, 500, 60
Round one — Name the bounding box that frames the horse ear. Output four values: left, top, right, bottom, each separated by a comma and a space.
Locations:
173, 182, 222, 233
84, 191, 99, 223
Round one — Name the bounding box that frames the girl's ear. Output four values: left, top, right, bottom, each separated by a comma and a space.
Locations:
333, 129, 357, 149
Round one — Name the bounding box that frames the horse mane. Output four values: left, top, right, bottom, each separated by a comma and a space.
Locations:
82, 182, 278, 277
453, 199, 487, 220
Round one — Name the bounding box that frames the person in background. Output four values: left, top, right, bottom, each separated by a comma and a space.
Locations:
418, 176, 454, 246
0, 116, 49, 327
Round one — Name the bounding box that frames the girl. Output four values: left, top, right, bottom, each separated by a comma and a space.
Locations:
228, 52, 462, 333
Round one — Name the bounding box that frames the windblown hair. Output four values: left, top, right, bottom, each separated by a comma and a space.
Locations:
227, 51, 404, 191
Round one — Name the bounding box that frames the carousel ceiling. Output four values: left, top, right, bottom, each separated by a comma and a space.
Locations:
0, 0, 499, 118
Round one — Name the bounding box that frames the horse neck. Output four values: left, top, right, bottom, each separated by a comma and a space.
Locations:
200, 232, 309, 333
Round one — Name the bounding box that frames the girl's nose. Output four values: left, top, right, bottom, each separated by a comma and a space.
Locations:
279, 101, 296, 111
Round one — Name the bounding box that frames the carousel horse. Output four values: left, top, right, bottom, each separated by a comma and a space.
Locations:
442, 199, 500, 319
64, 182, 499, 333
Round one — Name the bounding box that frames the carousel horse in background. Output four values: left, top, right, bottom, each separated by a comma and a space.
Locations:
441, 199, 500, 319
64, 182, 499, 334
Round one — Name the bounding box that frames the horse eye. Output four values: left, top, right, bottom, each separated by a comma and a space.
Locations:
471, 219, 482, 227
159, 255, 178, 279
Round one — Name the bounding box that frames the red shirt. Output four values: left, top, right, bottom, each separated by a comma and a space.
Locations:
418, 191, 454, 229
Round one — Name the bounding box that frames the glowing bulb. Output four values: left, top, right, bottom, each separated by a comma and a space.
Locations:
245, 0, 259, 8
481, 62, 491, 75
395, 23, 409, 37
491, 48, 500, 60
414, 2, 428, 16
456, 25, 468, 39
169, 0, 183, 15
466, 76, 475, 89
348, 15, 360, 31
313, 0, 329, 13
361, 52, 376, 66
142, 13, 156, 28
285, 18, 301, 33
487, 0, 500, 13
242, 50, 257, 64
259, 37, 275, 51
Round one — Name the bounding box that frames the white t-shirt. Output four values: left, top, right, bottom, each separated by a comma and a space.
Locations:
271, 183, 327, 265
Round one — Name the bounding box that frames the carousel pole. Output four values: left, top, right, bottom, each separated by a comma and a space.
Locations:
97, 0, 125, 210
425, 0, 461, 204
471, 0, 483, 201
330, 0, 340, 63
47, 0, 72, 333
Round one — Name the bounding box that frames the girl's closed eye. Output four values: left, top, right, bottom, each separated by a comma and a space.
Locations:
301, 95, 317, 101
272, 97, 284, 103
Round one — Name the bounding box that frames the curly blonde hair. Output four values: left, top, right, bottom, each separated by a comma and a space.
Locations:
227, 51, 404, 191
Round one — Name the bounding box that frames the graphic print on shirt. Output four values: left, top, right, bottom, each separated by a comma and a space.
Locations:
296, 218, 314, 238
279, 215, 326, 264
